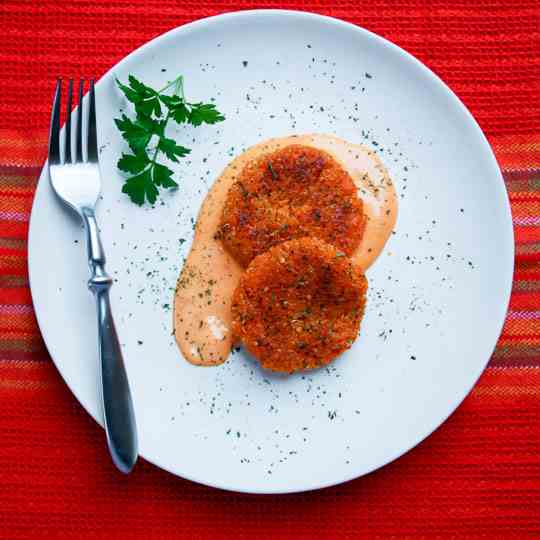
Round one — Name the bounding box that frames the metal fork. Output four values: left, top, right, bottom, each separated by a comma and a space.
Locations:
48, 79, 138, 473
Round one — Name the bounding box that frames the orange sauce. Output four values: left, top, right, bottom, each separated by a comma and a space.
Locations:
173, 134, 397, 366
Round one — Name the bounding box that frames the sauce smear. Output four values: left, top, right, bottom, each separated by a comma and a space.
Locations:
174, 134, 397, 366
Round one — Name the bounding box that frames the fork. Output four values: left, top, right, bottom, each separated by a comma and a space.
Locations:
48, 79, 138, 473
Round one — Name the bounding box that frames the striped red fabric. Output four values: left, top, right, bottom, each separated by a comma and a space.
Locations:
1, 1, 539, 538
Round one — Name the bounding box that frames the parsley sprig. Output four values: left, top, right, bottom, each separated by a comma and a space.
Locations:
115, 75, 225, 205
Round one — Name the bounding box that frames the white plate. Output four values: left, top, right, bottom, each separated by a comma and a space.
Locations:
28, 10, 513, 493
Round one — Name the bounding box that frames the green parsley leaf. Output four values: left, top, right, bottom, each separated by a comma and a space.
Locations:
159, 94, 182, 108
116, 80, 142, 104
117, 76, 162, 117
127, 75, 155, 98
117, 152, 150, 174
152, 163, 178, 188
171, 103, 191, 124
121, 169, 158, 206
136, 97, 161, 118
158, 137, 191, 162
134, 113, 155, 133
114, 114, 152, 153
188, 103, 225, 126
160, 95, 191, 124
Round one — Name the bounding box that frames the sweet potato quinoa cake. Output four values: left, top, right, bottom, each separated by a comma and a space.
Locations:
231, 237, 368, 373
218, 145, 366, 267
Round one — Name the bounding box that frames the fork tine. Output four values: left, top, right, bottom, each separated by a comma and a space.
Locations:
75, 79, 84, 163
87, 79, 98, 162
64, 79, 73, 163
48, 79, 61, 164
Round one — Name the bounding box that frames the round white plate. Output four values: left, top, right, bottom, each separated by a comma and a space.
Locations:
28, 10, 513, 493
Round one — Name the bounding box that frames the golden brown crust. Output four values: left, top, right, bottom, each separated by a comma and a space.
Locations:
219, 145, 366, 267
231, 237, 368, 373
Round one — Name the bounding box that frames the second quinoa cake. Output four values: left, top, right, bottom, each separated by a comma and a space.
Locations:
231, 237, 368, 372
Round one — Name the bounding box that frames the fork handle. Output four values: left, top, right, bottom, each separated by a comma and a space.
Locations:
82, 208, 138, 473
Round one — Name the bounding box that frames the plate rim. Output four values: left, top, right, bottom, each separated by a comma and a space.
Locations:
28, 8, 515, 494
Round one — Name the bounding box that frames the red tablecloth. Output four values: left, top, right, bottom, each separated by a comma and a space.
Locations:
1, 1, 539, 538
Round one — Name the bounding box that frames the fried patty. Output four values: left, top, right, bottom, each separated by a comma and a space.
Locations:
219, 145, 366, 267
231, 237, 367, 373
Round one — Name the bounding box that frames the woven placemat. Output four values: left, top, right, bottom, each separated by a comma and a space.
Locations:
0, 1, 539, 537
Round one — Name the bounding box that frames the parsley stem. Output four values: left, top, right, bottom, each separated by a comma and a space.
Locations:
150, 110, 172, 168
150, 76, 183, 168
158, 74, 184, 95
175, 75, 185, 101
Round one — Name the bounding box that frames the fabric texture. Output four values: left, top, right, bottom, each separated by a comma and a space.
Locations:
0, 1, 539, 538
